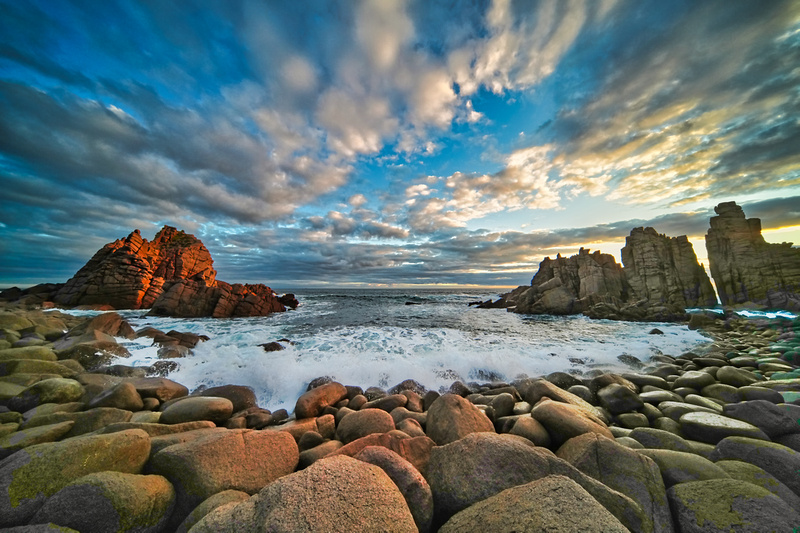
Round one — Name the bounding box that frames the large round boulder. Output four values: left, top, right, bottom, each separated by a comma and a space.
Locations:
0, 429, 151, 526
439, 475, 628, 533
190, 455, 417, 532
667, 479, 800, 532
336, 408, 395, 443
531, 398, 613, 446
354, 446, 433, 533
30, 472, 174, 533
425, 393, 495, 445
160, 396, 233, 425
294, 381, 347, 419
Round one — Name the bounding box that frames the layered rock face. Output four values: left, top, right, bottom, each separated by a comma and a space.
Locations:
493, 227, 712, 321
51, 226, 292, 318
53, 226, 215, 309
514, 249, 630, 315
706, 202, 800, 311
622, 227, 716, 309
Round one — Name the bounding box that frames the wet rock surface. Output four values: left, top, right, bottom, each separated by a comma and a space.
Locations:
0, 302, 799, 531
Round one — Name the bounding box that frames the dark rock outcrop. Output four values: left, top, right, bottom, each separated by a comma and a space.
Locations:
706, 201, 800, 311
514, 248, 630, 315
48, 226, 294, 318
488, 225, 714, 321
622, 227, 716, 309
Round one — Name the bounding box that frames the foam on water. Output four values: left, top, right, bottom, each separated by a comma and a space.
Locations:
77, 289, 709, 412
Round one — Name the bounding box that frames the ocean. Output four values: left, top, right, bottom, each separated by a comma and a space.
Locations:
59, 289, 711, 412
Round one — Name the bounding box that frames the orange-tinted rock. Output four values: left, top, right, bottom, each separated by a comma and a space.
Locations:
52, 226, 291, 318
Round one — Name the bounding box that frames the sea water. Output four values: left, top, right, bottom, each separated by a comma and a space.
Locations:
58, 289, 711, 412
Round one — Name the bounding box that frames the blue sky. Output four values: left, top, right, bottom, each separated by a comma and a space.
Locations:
1, 0, 799, 289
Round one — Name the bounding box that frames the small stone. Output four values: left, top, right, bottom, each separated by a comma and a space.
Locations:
336, 408, 395, 444
160, 396, 234, 425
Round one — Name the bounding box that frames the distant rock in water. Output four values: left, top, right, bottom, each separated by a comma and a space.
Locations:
488, 226, 712, 321
50, 226, 295, 318
706, 201, 800, 311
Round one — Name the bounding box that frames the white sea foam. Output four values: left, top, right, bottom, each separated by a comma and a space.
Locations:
56, 290, 711, 412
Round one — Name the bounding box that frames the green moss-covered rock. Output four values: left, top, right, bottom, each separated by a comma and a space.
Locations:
174, 489, 250, 533
0, 360, 78, 379
0, 428, 151, 527
667, 479, 800, 532
0, 421, 75, 460
716, 459, 800, 509
23, 407, 132, 438
637, 449, 730, 487
30, 472, 174, 533
0, 346, 57, 362
7, 378, 85, 412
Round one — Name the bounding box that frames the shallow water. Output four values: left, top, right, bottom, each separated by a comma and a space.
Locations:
56, 289, 711, 411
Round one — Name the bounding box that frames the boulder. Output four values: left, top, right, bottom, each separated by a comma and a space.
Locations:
628, 427, 694, 454
439, 475, 629, 533
30, 472, 174, 533
354, 446, 433, 533
722, 399, 800, 439
294, 381, 347, 419
637, 449, 730, 488
194, 385, 257, 413
597, 383, 644, 414
127, 377, 188, 402
331, 433, 435, 476
7, 378, 84, 413
0, 421, 75, 460
679, 411, 770, 444
709, 436, 800, 497
0, 429, 150, 526
668, 479, 800, 531
160, 396, 233, 425
0, 346, 57, 362
24, 407, 133, 438
557, 433, 673, 533
175, 490, 250, 533
149, 428, 298, 525
426, 432, 646, 531
716, 459, 800, 509
705, 201, 800, 311
87, 381, 144, 411
531, 398, 613, 446
425, 393, 495, 445
509, 415, 551, 447
189, 456, 417, 533
336, 408, 395, 443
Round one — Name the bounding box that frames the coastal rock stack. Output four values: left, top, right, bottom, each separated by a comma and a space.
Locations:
488, 227, 711, 321
621, 227, 717, 310
706, 201, 800, 311
513, 248, 630, 315
2, 305, 800, 531
53, 226, 216, 310
27, 226, 296, 318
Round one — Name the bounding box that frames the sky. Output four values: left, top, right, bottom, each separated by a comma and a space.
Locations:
1, 0, 799, 290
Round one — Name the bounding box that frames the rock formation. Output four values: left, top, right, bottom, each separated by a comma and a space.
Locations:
513, 248, 630, 315
706, 201, 800, 311
622, 227, 717, 309
486, 227, 713, 321
53, 226, 215, 309
50, 226, 294, 318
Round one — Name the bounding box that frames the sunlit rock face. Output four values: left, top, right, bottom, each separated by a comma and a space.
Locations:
706, 201, 800, 311
622, 227, 717, 309
53, 226, 216, 309
52, 226, 289, 317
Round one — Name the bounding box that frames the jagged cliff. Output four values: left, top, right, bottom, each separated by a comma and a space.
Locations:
513, 248, 630, 315
485, 227, 713, 321
53, 226, 216, 309
706, 201, 800, 311
51, 226, 296, 317
622, 227, 717, 309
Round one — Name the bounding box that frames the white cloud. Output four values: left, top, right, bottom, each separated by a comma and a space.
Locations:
355, 0, 414, 70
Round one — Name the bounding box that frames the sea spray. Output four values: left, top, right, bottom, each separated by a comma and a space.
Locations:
57, 289, 711, 411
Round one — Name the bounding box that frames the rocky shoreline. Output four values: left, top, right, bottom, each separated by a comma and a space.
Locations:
1, 303, 800, 532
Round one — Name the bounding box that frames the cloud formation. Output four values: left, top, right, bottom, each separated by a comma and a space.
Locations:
1, 0, 798, 287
